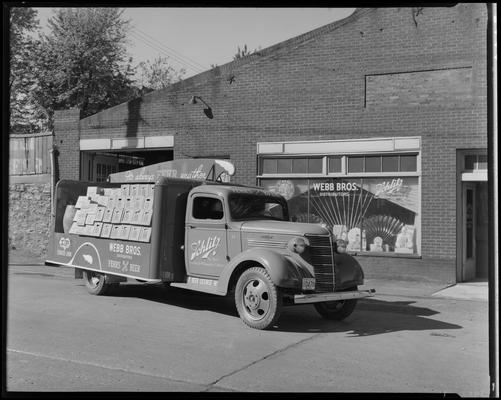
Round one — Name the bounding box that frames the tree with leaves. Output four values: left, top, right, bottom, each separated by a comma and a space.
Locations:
9, 7, 46, 134
135, 55, 186, 93
33, 8, 136, 122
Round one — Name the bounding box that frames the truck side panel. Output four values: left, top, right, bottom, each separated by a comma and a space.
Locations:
47, 179, 158, 281
48, 232, 155, 280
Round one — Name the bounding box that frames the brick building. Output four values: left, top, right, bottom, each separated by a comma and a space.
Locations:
52, 5, 489, 283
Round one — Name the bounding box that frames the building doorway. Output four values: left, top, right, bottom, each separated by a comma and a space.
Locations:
457, 151, 488, 282
80, 150, 173, 182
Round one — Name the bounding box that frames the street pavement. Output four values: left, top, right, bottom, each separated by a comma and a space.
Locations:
5, 257, 492, 395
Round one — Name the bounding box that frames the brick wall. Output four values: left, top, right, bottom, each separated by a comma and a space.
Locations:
53, 5, 488, 283
54, 108, 81, 181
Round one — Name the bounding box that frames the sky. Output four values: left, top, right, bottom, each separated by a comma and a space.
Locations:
33, 7, 356, 79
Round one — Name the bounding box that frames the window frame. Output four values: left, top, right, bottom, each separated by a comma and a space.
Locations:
257, 151, 421, 258
258, 152, 420, 179
191, 195, 225, 221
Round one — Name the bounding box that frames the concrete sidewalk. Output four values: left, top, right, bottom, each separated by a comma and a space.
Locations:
361, 278, 489, 302
7, 250, 489, 302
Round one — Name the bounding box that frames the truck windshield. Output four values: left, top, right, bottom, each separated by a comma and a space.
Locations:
229, 193, 288, 221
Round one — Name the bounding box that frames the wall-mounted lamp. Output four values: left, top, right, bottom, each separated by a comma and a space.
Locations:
188, 96, 214, 119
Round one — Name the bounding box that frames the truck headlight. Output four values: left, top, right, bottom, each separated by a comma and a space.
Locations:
287, 237, 309, 254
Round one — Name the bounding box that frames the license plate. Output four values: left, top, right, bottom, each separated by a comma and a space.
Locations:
302, 278, 315, 290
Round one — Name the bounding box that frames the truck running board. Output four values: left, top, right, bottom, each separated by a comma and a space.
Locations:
171, 277, 223, 296
294, 289, 376, 304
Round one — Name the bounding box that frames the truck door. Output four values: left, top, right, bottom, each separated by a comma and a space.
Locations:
186, 195, 228, 278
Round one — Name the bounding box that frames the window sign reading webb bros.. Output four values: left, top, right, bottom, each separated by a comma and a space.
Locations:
262, 177, 419, 255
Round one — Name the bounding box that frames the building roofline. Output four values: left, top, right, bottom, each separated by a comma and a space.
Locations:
81, 8, 373, 122
151, 7, 370, 94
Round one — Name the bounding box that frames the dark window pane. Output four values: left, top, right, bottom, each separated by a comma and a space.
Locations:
262, 159, 277, 174
348, 156, 364, 173
382, 156, 399, 172
400, 155, 417, 171
365, 156, 381, 172
193, 197, 224, 220
308, 158, 323, 173
277, 159, 292, 173
464, 155, 476, 170
477, 154, 487, 170
292, 158, 307, 173
328, 156, 342, 173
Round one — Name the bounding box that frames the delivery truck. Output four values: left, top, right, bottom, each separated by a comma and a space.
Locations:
46, 159, 375, 329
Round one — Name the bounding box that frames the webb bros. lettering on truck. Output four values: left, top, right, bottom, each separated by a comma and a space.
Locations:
47, 159, 375, 330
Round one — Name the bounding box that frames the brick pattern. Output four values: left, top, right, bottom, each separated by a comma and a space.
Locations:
54, 108, 81, 181
365, 67, 473, 107
51, 5, 488, 283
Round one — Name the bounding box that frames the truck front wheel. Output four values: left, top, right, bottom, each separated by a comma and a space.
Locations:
235, 266, 282, 330
83, 270, 111, 295
314, 287, 358, 320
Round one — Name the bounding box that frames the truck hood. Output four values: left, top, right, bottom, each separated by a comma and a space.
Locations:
240, 220, 330, 236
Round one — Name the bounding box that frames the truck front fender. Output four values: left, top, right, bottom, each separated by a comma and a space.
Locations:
216, 248, 309, 295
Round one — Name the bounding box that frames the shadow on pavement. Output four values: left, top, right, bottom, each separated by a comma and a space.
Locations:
97, 283, 463, 336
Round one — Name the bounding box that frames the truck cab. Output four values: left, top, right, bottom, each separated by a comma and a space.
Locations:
173, 183, 374, 329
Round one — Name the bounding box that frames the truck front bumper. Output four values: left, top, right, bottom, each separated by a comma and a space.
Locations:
294, 289, 376, 304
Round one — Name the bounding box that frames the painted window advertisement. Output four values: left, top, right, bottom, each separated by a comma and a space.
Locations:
261, 177, 419, 255
261, 179, 311, 223
360, 177, 419, 255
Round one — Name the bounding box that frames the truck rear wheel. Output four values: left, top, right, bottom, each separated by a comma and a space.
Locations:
83, 270, 111, 295
235, 266, 282, 330
314, 287, 358, 320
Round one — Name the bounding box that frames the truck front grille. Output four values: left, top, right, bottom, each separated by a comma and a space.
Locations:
306, 235, 335, 293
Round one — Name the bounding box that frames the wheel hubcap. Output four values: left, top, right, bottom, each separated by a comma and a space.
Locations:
242, 278, 270, 320
88, 272, 101, 288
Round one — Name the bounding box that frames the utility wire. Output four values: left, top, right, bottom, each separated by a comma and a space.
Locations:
130, 31, 204, 73
130, 29, 206, 74
134, 28, 207, 71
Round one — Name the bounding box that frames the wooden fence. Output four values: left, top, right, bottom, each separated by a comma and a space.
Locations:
9, 132, 53, 176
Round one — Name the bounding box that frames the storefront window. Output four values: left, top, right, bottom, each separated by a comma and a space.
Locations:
309, 179, 364, 251
260, 179, 311, 222
258, 150, 420, 256
260, 176, 420, 256
361, 177, 419, 254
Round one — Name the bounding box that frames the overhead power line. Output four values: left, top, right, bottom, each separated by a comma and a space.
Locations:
130, 29, 206, 74
134, 28, 207, 71
130, 31, 204, 73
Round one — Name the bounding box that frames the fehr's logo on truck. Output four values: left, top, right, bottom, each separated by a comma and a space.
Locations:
190, 236, 221, 261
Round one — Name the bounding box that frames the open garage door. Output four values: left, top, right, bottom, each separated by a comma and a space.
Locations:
80, 150, 173, 182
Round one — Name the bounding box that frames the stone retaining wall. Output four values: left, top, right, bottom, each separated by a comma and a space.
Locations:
8, 182, 52, 260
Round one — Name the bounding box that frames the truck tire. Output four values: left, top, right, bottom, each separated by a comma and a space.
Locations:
314, 287, 358, 320
235, 266, 282, 330
83, 270, 111, 295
